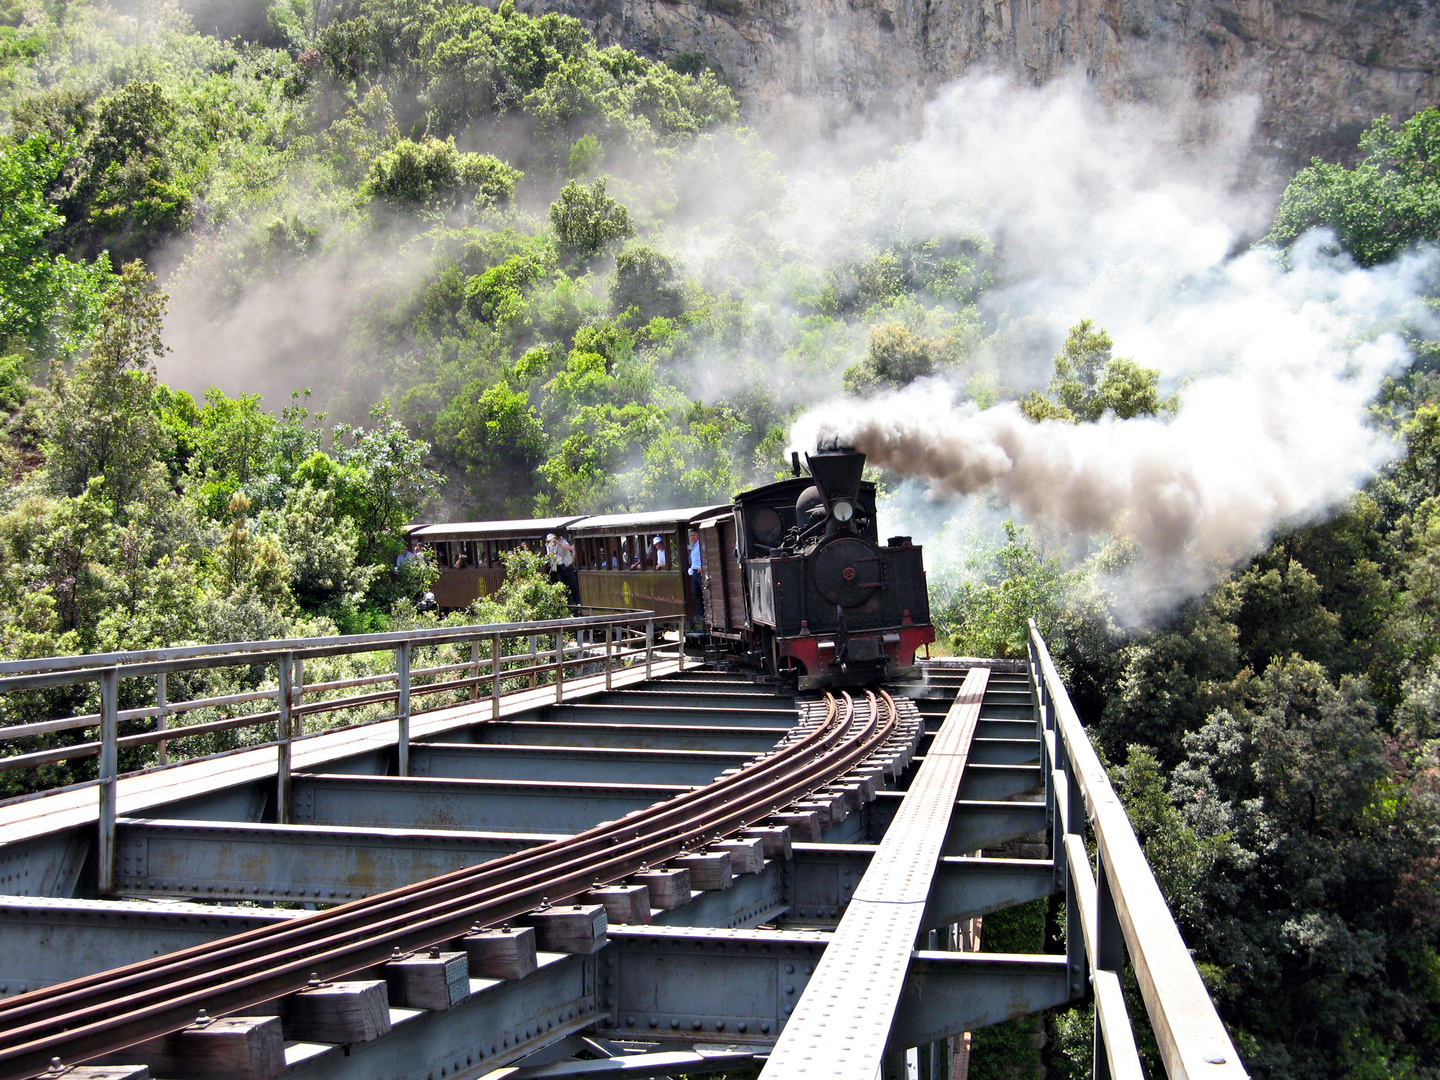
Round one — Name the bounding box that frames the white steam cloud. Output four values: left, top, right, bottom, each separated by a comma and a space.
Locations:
786, 79, 1437, 619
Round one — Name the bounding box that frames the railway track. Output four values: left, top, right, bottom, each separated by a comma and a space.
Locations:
0, 688, 915, 1080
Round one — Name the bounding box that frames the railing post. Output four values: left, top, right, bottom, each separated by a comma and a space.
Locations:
154, 670, 167, 768
293, 655, 304, 739
276, 651, 293, 825
1064, 745, 1086, 1000
97, 666, 118, 896
605, 622, 613, 691
1093, 845, 1127, 1077
491, 632, 502, 720
471, 638, 481, 702
645, 619, 654, 679
1032, 643, 1053, 833
677, 618, 686, 672
529, 634, 538, 688
555, 631, 565, 703
395, 641, 411, 777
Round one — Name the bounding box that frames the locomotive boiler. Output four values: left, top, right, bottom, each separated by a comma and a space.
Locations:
699, 446, 935, 689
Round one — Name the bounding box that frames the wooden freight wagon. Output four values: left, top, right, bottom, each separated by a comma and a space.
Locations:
570, 506, 729, 623
407, 517, 584, 610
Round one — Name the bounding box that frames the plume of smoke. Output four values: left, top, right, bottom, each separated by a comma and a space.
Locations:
793, 233, 1437, 619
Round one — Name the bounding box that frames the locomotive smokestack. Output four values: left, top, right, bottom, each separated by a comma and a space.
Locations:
805, 447, 865, 512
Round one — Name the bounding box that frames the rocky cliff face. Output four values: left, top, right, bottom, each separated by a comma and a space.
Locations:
519, 0, 1439, 165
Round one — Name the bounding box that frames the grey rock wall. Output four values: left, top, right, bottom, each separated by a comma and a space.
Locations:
519, 0, 1440, 163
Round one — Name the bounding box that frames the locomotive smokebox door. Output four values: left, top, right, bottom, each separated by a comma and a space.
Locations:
812, 538, 882, 608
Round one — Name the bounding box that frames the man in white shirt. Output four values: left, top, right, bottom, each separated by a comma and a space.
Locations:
687, 528, 703, 622
653, 536, 667, 568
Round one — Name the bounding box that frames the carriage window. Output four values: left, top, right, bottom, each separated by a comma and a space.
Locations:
437, 543, 453, 568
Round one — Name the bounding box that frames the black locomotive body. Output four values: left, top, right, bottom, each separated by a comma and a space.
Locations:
706, 447, 936, 689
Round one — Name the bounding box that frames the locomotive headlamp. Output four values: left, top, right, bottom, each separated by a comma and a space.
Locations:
831, 499, 855, 522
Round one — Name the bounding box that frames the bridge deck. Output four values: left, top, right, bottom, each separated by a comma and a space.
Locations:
0, 632, 1244, 1080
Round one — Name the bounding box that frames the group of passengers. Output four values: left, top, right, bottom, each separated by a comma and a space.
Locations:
588, 535, 669, 571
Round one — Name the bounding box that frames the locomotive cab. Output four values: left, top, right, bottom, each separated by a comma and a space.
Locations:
735, 447, 935, 688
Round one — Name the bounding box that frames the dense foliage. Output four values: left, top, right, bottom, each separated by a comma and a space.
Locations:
0, 3, 1436, 1076
936, 126, 1440, 1071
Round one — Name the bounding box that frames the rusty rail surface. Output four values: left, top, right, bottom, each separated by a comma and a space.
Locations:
0, 690, 904, 1079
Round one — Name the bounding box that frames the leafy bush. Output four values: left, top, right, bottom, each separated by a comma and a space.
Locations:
550, 177, 633, 264
366, 137, 521, 210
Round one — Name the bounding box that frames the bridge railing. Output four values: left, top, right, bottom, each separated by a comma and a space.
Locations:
0, 610, 684, 892
1028, 621, 1246, 1080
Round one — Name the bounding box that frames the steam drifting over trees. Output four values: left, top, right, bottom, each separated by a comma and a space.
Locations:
0, 3, 1436, 1075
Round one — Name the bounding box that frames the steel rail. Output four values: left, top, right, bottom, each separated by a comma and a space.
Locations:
0, 691, 903, 1079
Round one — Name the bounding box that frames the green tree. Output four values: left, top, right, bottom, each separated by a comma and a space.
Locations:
1020, 320, 1176, 423
62, 82, 192, 262
330, 404, 441, 563
365, 137, 521, 210
45, 261, 169, 513
610, 244, 684, 322
549, 177, 633, 264
1167, 658, 1438, 1078
0, 135, 113, 360
467, 546, 569, 623
1269, 108, 1440, 267
935, 521, 1069, 658
433, 381, 546, 516
842, 322, 948, 395
272, 483, 376, 612
632, 401, 746, 507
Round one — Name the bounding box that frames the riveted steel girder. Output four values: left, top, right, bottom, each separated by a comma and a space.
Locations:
541, 704, 798, 729
289, 774, 686, 833
867, 794, 1049, 854
782, 845, 1056, 931
0, 896, 296, 997
409, 743, 750, 786
113, 819, 561, 902
467, 721, 784, 753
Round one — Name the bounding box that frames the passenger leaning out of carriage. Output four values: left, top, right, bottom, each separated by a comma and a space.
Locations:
546, 532, 581, 608
687, 528, 704, 626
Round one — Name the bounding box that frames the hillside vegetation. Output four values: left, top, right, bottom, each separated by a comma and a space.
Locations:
0, 3, 1437, 1078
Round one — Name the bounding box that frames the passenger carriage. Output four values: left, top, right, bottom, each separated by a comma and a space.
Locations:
568, 506, 730, 621
406, 516, 583, 609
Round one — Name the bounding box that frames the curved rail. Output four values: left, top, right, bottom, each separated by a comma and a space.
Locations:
0, 691, 904, 1079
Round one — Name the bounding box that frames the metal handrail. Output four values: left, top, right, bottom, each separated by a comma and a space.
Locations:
1028, 621, 1247, 1080
1, 610, 684, 894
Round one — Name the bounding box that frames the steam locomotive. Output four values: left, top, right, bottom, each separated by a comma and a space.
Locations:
408, 446, 935, 688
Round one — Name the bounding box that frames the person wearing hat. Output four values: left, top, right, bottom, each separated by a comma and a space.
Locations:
549, 531, 580, 607
652, 536, 667, 568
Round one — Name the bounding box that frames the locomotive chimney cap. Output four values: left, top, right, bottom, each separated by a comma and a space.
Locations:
804, 447, 866, 515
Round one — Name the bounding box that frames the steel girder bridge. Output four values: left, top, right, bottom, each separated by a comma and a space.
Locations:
0, 612, 1246, 1080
